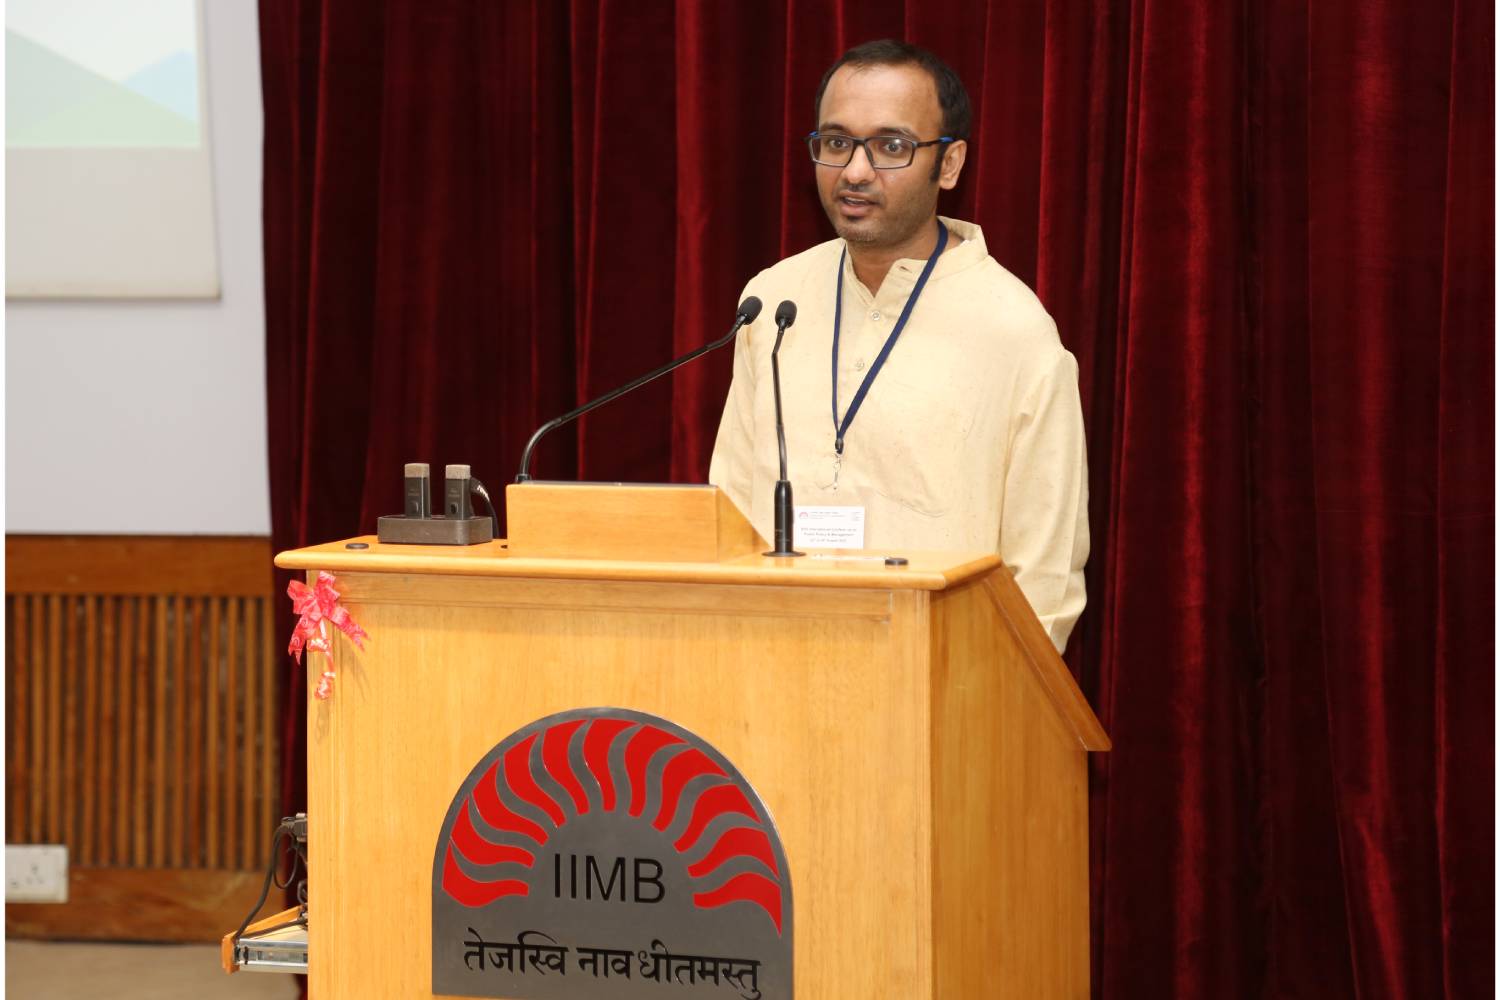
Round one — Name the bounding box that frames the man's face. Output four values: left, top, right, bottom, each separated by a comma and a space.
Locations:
814, 63, 967, 252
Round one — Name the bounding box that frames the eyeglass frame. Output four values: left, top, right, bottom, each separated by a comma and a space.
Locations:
804, 130, 956, 170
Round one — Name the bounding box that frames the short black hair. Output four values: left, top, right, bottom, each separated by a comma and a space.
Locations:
812, 39, 973, 142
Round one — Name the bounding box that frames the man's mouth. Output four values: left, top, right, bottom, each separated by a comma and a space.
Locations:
836, 191, 878, 215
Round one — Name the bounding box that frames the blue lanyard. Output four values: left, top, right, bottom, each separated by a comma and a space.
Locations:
831, 220, 949, 456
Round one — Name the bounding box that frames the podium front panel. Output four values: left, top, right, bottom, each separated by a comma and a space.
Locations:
308, 574, 938, 999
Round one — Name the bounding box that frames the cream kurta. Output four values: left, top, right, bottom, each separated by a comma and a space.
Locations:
709, 217, 1089, 650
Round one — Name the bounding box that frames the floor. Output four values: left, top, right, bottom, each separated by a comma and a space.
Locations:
5, 941, 299, 999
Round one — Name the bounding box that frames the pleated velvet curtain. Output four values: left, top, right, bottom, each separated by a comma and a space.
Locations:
259, 2, 1493, 996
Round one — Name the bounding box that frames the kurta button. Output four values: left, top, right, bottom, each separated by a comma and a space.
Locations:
854, 359, 866, 370
870, 311, 882, 321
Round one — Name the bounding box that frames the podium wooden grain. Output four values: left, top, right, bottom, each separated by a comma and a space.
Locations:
278, 495, 1107, 999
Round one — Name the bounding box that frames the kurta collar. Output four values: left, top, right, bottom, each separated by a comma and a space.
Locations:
839, 216, 988, 300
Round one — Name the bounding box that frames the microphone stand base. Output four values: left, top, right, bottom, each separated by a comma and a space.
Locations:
768, 478, 802, 558
377, 514, 493, 546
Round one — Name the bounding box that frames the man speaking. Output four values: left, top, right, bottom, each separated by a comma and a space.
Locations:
709, 40, 1089, 651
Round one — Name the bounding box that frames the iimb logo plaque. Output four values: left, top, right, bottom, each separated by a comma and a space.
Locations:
431, 709, 793, 999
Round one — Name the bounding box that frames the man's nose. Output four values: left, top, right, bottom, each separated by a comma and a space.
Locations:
841, 143, 878, 183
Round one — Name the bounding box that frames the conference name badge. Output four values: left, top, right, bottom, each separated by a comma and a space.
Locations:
792, 506, 865, 549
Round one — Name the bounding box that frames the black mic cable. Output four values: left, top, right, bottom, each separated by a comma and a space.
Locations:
765, 300, 803, 557
515, 296, 763, 482
469, 476, 499, 539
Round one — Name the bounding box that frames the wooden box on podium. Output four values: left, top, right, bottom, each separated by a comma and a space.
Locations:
275, 483, 1108, 998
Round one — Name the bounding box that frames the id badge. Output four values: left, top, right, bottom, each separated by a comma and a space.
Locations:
793, 505, 866, 549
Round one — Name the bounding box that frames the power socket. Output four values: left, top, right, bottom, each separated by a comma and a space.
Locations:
6, 844, 68, 903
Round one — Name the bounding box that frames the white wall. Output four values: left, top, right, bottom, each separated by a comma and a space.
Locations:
5, 0, 269, 535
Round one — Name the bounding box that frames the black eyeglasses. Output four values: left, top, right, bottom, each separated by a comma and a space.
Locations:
805, 131, 955, 169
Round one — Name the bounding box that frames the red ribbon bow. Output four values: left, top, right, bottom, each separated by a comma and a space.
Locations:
287, 571, 368, 700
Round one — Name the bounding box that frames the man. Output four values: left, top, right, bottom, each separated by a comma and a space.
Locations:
709, 40, 1089, 651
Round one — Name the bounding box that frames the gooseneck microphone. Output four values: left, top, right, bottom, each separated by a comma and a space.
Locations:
765, 300, 804, 558
516, 297, 763, 482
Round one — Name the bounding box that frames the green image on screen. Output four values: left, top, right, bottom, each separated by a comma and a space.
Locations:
6, 0, 200, 148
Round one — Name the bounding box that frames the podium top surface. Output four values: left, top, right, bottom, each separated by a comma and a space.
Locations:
275, 536, 1005, 592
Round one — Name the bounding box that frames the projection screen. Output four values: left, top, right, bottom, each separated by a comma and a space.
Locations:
6, 0, 219, 298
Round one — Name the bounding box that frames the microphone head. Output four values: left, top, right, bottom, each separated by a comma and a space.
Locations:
737, 296, 763, 324
774, 300, 797, 328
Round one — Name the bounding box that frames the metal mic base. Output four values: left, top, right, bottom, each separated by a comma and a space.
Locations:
377, 514, 493, 545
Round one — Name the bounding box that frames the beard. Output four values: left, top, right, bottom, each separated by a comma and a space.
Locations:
821, 181, 941, 251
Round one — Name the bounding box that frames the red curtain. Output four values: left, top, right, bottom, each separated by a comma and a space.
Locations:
259, 2, 1493, 996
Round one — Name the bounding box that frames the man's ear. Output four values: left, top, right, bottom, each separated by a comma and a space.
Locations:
937, 139, 968, 190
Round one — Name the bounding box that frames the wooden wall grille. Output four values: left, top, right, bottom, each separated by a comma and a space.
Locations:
6, 592, 280, 869
5, 536, 283, 941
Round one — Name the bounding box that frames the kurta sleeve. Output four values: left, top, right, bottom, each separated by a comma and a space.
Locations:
707, 315, 759, 520
999, 346, 1090, 652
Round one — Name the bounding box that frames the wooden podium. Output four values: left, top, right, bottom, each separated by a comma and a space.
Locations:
275, 484, 1108, 998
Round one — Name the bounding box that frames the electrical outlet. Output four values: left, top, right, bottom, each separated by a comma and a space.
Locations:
6, 844, 68, 903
